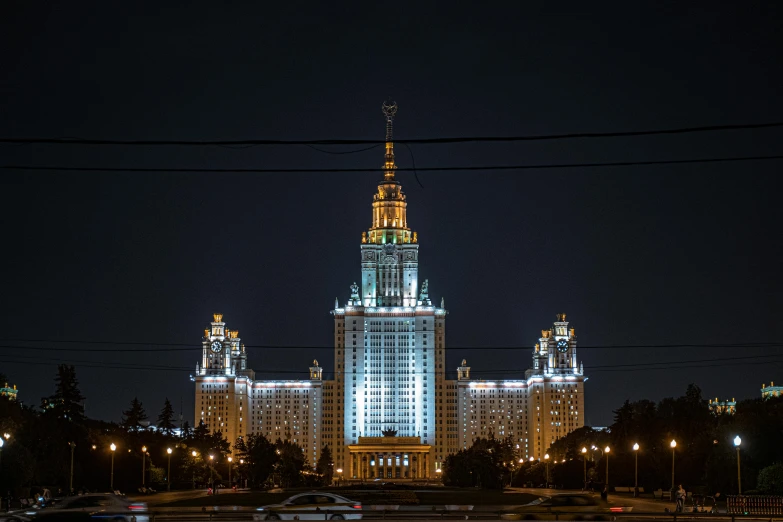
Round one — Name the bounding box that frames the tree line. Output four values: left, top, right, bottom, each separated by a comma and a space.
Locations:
442, 384, 783, 495
0, 366, 333, 497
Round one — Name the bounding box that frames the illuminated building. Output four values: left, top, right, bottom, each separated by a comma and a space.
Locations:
708, 397, 736, 415
193, 315, 323, 467
457, 314, 586, 461
192, 102, 587, 477
0, 382, 18, 401
762, 382, 782, 399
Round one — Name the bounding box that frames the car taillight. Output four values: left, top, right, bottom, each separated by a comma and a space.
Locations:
128, 504, 146, 511
352, 505, 362, 510
610, 507, 623, 513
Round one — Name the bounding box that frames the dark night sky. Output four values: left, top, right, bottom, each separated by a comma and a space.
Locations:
1, 2, 781, 427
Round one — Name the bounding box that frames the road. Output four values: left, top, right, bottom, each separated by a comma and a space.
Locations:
511, 488, 674, 513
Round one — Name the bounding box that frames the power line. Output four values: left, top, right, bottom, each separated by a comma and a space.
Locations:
3, 155, 783, 175
1, 352, 782, 375
0, 341, 780, 352
2, 121, 782, 147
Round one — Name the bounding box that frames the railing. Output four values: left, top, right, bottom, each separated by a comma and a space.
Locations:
116, 508, 783, 522
728, 496, 783, 516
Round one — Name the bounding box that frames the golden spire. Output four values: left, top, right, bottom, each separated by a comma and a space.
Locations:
382, 99, 398, 180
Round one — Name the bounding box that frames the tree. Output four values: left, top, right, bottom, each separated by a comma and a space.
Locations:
316, 444, 334, 486
42, 365, 86, 423
235, 434, 277, 487
757, 463, 783, 495
122, 397, 148, 432
181, 421, 193, 439
443, 435, 513, 489
275, 438, 307, 487
157, 398, 176, 435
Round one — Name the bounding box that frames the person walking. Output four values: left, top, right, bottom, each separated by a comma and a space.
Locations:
601, 485, 608, 502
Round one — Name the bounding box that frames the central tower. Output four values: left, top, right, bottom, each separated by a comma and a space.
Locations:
361, 100, 419, 307
330, 101, 447, 480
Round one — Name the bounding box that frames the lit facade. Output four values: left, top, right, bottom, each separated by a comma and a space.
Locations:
192, 102, 587, 477
708, 397, 736, 415
761, 382, 782, 399
456, 314, 586, 461
0, 382, 18, 401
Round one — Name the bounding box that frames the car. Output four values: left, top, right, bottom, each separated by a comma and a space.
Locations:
500, 494, 623, 521
254, 492, 362, 521
36, 495, 147, 522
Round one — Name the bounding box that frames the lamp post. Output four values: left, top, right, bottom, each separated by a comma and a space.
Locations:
110, 443, 117, 490
240, 459, 245, 489
670, 440, 677, 499
0, 437, 4, 472
336, 468, 343, 486
733, 436, 742, 495
632, 443, 639, 497
191, 450, 198, 489
141, 446, 147, 486
581, 447, 587, 490
209, 455, 214, 488
166, 448, 173, 491
66, 442, 76, 494
544, 454, 550, 486
604, 446, 610, 487
227, 457, 233, 487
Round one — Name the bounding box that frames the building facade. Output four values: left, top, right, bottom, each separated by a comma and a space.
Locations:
192, 102, 587, 478
761, 382, 782, 399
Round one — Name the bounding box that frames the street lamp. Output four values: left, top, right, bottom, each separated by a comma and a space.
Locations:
110, 443, 117, 491
336, 467, 343, 486
734, 436, 742, 495
68, 442, 76, 494
141, 446, 148, 486
632, 443, 640, 497
544, 454, 550, 486
228, 457, 233, 487
166, 448, 173, 491
209, 455, 214, 487
604, 446, 610, 487
191, 450, 198, 489
581, 447, 588, 490
0, 437, 4, 471
670, 440, 677, 498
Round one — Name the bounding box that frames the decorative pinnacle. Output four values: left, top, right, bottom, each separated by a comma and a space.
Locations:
382, 99, 398, 141
381, 99, 398, 180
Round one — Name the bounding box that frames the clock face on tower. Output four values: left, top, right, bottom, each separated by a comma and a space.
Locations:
557, 339, 569, 353
211, 341, 223, 353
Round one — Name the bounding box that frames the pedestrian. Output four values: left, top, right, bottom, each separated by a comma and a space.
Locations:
676, 484, 686, 512
601, 485, 608, 501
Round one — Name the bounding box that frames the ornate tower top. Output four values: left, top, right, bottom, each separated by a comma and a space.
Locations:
382, 99, 398, 181
365, 100, 414, 246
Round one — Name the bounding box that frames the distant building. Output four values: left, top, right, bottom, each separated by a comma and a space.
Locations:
761, 382, 782, 399
1, 382, 18, 401
708, 397, 736, 414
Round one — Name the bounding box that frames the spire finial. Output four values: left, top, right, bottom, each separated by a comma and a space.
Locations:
381, 99, 398, 180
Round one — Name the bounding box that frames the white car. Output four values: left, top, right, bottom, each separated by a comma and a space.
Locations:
254, 493, 362, 521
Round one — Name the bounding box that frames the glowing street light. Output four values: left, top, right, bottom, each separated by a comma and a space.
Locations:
209, 454, 215, 486
670, 440, 677, 497
141, 446, 148, 486
734, 436, 742, 495
581, 447, 588, 490
166, 448, 173, 491
228, 456, 233, 487
544, 454, 550, 486
604, 446, 611, 487
110, 443, 117, 490
336, 467, 343, 486
632, 443, 640, 497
